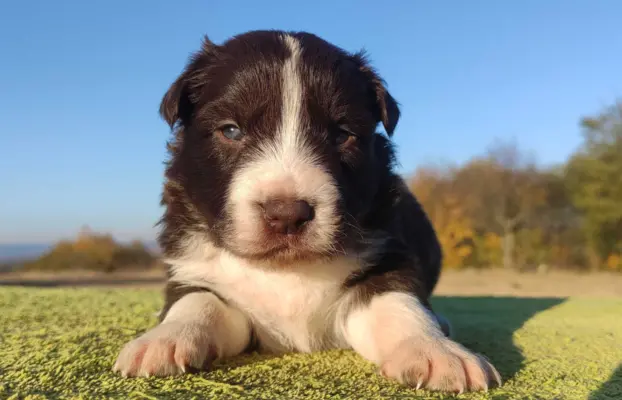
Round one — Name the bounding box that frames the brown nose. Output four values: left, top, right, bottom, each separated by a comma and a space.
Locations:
262, 199, 314, 235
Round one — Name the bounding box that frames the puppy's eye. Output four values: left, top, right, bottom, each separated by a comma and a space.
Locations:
335, 128, 357, 147
218, 124, 245, 141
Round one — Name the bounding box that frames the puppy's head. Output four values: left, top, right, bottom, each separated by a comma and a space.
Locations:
160, 30, 400, 264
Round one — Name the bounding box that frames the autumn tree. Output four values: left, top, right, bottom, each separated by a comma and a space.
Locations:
450, 140, 547, 269
22, 228, 158, 272
409, 166, 475, 269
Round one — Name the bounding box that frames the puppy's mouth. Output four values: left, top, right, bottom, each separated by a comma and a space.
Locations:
226, 220, 335, 264
228, 241, 328, 265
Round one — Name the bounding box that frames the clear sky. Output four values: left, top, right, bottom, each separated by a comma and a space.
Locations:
1, 0, 621, 244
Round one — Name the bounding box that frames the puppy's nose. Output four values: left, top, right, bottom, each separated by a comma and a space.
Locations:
262, 199, 314, 235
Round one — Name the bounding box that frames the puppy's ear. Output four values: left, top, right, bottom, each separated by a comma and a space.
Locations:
160, 36, 217, 129
352, 51, 401, 137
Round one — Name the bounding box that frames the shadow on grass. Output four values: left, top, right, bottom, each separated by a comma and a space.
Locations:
589, 363, 622, 400
430, 296, 566, 382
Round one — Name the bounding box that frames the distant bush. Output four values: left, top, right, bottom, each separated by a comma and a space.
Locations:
22, 229, 159, 273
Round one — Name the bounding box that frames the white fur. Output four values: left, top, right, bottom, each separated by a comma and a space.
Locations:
141, 241, 502, 391
339, 291, 444, 364
338, 291, 502, 392
225, 33, 340, 257
167, 232, 360, 353
280, 34, 304, 158
113, 291, 251, 377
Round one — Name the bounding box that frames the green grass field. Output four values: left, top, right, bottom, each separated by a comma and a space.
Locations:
0, 287, 620, 399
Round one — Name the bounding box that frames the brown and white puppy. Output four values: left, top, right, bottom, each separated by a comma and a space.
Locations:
113, 30, 501, 393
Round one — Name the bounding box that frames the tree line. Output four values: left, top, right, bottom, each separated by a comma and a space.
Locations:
20, 227, 161, 273
408, 100, 622, 271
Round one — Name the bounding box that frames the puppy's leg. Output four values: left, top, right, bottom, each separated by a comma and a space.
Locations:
113, 284, 251, 377
340, 290, 500, 393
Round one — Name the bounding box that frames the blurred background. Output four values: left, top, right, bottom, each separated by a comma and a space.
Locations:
1, 0, 620, 294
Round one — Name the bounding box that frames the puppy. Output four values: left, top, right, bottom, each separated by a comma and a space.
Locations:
113, 30, 501, 393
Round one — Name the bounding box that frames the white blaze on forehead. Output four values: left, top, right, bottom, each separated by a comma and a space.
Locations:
250, 34, 322, 179
278, 34, 307, 166
226, 34, 340, 255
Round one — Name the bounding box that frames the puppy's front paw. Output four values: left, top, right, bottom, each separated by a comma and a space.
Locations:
380, 337, 501, 393
113, 322, 216, 377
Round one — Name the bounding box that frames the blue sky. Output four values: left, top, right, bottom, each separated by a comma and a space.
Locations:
1, 0, 621, 244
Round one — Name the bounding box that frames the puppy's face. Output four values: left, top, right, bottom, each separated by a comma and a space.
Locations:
161, 30, 400, 264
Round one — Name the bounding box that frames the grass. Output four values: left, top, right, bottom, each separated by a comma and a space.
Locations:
0, 286, 620, 399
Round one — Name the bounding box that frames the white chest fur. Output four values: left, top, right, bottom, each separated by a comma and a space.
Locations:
167, 248, 360, 353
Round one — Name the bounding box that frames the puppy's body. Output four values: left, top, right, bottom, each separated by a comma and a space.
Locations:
114, 30, 500, 393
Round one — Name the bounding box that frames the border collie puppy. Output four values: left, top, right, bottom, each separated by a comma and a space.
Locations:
113, 30, 501, 393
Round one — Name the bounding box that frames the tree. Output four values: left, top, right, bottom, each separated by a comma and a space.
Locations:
565, 101, 622, 269
531, 169, 585, 269
450, 140, 547, 269
409, 167, 475, 269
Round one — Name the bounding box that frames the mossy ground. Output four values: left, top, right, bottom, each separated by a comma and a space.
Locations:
1, 287, 620, 399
